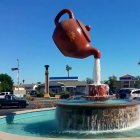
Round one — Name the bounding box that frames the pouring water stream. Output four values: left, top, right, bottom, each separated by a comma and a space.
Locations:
94, 58, 101, 85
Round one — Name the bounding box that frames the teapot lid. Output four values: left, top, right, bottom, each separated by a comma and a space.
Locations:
76, 20, 91, 42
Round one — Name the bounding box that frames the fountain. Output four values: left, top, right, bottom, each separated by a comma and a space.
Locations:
52, 9, 140, 131
0, 8, 140, 140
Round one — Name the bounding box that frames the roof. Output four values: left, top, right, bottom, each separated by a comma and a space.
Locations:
49, 81, 64, 87
39, 80, 86, 87
59, 80, 87, 87
40, 81, 64, 87
119, 74, 136, 81
14, 84, 35, 88
120, 74, 135, 78
50, 76, 78, 81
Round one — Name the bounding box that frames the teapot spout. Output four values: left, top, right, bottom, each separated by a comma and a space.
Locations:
89, 46, 101, 59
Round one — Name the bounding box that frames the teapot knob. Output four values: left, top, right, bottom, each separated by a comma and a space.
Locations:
85, 25, 91, 31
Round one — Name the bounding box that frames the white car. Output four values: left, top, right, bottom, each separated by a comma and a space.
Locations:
117, 88, 140, 99
0, 92, 11, 99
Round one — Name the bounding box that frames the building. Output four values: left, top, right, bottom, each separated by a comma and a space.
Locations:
119, 74, 138, 88
13, 74, 139, 97
49, 76, 87, 95
35, 76, 87, 95
13, 76, 87, 97
13, 84, 36, 97
38, 81, 64, 94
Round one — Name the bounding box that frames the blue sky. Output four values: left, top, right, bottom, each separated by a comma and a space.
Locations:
0, 0, 140, 84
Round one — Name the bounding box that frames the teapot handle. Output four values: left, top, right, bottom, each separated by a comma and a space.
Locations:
55, 9, 75, 26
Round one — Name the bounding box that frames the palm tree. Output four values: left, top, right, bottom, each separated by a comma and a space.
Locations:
22, 79, 25, 84
66, 65, 72, 77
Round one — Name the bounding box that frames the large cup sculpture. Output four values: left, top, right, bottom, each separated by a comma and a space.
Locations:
52, 9, 101, 59
87, 84, 109, 100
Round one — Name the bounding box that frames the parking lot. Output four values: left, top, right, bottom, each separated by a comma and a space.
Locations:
0, 98, 58, 116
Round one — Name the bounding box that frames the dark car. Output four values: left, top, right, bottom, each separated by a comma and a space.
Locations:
0, 94, 29, 108
116, 88, 140, 99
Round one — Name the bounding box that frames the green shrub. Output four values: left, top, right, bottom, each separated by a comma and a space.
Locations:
36, 90, 44, 97
59, 90, 70, 94
24, 94, 34, 101
49, 90, 55, 97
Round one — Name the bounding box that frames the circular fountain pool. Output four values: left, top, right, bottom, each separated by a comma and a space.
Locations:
0, 99, 140, 139
57, 98, 140, 131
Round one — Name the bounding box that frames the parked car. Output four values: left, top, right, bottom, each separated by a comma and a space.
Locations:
0, 94, 29, 108
116, 88, 140, 99
0, 92, 12, 99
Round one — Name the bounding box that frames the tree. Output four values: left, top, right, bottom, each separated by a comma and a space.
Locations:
22, 79, 25, 84
0, 73, 13, 92
86, 77, 94, 84
134, 78, 140, 88
106, 76, 117, 93
35, 84, 44, 97
66, 65, 72, 77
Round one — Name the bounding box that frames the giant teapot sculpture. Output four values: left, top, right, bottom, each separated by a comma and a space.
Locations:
52, 9, 101, 59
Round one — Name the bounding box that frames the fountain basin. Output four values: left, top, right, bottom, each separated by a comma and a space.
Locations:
56, 99, 140, 131
1, 107, 140, 139
82, 95, 115, 101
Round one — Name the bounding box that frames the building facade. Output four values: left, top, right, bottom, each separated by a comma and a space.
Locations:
119, 74, 138, 88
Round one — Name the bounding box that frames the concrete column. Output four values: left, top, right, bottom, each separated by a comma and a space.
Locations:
44, 65, 50, 98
